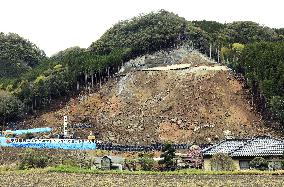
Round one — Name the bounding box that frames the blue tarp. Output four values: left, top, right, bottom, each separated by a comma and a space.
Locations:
0, 137, 96, 150
5, 127, 52, 135
0, 127, 96, 150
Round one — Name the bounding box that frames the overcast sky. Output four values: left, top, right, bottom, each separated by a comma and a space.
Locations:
1, 0, 283, 56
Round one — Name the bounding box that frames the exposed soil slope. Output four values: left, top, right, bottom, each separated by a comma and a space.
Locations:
21, 49, 276, 144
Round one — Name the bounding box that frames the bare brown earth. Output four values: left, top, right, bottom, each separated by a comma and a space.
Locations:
20, 52, 278, 145
1, 172, 284, 187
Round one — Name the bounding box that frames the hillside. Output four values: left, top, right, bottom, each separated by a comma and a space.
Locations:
1, 11, 284, 129
18, 47, 278, 145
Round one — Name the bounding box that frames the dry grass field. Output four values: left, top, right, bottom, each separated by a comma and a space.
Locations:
1, 172, 284, 187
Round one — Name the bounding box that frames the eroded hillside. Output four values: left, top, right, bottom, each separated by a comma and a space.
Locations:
20, 48, 276, 144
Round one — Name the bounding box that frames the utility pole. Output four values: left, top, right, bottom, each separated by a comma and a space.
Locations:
63, 116, 68, 138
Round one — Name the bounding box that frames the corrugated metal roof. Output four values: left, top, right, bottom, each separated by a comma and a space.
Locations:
203, 136, 284, 157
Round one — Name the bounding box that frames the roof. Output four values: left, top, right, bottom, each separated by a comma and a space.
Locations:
203, 136, 284, 157
202, 139, 249, 156
93, 156, 125, 164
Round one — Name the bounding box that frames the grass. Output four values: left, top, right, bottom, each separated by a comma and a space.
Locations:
1, 165, 284, 186
48, 165, 284, 175
2, 164, 284, 176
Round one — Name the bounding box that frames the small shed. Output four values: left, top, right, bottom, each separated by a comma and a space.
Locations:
101, 156, 112, 170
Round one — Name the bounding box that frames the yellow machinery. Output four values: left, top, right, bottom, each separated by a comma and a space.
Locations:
87, 131, 96, 142
2, 131, 15, 138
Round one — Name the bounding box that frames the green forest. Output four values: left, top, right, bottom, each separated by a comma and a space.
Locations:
0, 10, 284, 128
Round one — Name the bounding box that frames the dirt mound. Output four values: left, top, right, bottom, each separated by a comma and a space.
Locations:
21, 50, 277, 145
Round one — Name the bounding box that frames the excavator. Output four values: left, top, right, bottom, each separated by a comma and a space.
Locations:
1, 131, 16, 138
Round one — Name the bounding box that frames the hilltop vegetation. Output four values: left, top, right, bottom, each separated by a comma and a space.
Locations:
90, 10, 188, 56
0, 10, 284, 132
0, 33, 45, 82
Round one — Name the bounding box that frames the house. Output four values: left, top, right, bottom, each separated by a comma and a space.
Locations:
203, 136, 284, 170
92, 155, 125, 170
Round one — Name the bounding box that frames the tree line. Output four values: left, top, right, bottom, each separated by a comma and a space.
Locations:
236, 42, 284, 124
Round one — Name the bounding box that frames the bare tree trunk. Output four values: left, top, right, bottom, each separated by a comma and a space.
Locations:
77, 81, 80, 91
217, 47, 220, 63
31, 100, 34, 111
209, 43, 212, 59
91, 73, 94, 88
85, 72, 88, 88
99, 72, 102, 89
107, 67, 110, 78
34, 97, 37, 109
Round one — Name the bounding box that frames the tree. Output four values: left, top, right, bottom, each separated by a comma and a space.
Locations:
223, 21, 278, 44
160, 143, 176, 170
192, 20, 225, 35
187, 145, 203, 169
89, 10, 188, 58
0, 90, 24, 130
236, 42, 284, 125
139, 155, 155, 171
270, 96, 284, 123
210, 153, 236, 171
274, 28, 284, 41
0, 32, 45, 78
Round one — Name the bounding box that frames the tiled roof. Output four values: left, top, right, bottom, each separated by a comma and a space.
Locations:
203, 136, 284, 157
202, 139, 248, 156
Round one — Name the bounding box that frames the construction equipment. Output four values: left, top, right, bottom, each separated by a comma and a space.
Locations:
2, 131, 15, 138
88, 131, 96, 142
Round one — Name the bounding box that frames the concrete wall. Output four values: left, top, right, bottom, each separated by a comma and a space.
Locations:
203, 158, 240, 171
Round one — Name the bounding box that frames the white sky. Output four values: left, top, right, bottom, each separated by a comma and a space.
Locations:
1, 0, 283, 56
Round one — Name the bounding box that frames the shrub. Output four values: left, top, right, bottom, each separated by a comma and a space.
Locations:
125, 159, 139, 171
249, 157, 268, 170
281, 161, 284, 169
59, 151, 91, 169
210, 153, 236, 171
138, 155, 155, 171
19, 149, 50, 170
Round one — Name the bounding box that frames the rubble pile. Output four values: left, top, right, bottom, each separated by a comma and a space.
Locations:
21, 49, 277, 145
